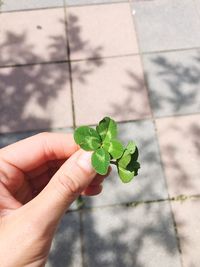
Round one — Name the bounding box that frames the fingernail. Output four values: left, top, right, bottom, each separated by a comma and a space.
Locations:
77, 151, 95, 174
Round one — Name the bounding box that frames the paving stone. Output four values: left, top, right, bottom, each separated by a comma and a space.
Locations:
66, 0, 127, 6
0, 8, 67, 66
0, 63, 73, 133
133, 0, 200, 52
156, 114, 200, 197
83, 120, 168, 207
72, 56, 151, 126
46, 211, 82, 267
82, 202, 182, 267
194, 0, 200, 15
0, 0, 63, 12
67, 3, 139, 60
143, 49, 200, 117
171, 199, 200, 267
0, 128, 73, 148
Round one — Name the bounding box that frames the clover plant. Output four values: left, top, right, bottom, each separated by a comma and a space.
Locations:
74, 117, 140, 183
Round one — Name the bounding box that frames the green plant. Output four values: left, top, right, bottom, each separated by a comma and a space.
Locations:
74, 117, 140, 183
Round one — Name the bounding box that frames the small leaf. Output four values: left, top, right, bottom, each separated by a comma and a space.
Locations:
103, 139, 124, 159
74, 126, 101, 151
96, 117, 117, 142
118, 143, 140, 178
126, 141, 136, 154
118, 142, 136, 168
118, 152, 131, 169
92, 148, 110, 175
118, 166, 135, 183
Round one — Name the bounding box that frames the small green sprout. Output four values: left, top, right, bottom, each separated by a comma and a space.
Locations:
74, 117, 140, 183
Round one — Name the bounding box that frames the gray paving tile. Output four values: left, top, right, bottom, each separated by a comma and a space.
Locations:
46, 211, 82, 267
83, 120, 168, 208
133, 0, 200, 52
0, 128, 73, 148
171, 199, 200, 267
194, 0, 200, 16
0, 0, 63, 12
66, 0, 127, 6
143, 49, 200, 117
82, 202, 182, 267
0, 131, 39, 148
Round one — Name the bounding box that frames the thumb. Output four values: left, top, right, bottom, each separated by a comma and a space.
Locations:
29, 149, 96, 223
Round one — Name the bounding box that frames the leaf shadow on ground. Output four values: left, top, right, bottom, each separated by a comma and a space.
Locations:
108, 70, 151, 121
145, 52, 200, 116
81, 200, 182, 267
158, 118, 200, 196
0, 14, 103, 145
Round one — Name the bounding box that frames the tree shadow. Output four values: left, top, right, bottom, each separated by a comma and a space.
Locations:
0, 16, 103, 135
0, 12, 104, 267
147, 52, 200, 116
81, 201, 181, 267
157, 117, 200, 196
108, 70, 151, 121
47, 212, 81, 267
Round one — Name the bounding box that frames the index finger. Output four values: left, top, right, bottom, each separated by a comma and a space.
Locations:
0, 132, 79, 172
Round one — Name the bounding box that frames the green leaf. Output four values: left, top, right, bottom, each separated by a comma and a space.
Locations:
118, 142, 136, 168
126, 141, 136, 154
96, 117, 117, 142
118, 166, 135, 183
118, 143, 140, 178
74, 126, 101, 151
103, 139, 124, 159
92, 148, 110, 175
118, 152, 131, 169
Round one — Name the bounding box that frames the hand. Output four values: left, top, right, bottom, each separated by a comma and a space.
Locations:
0, 133, 108, 267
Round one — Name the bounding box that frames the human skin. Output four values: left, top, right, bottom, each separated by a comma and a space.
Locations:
0, 133, 107, 267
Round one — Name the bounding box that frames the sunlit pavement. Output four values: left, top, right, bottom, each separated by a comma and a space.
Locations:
0, 1, 200, 266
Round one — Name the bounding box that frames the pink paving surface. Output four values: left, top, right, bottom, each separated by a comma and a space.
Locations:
0, 1, 200, 266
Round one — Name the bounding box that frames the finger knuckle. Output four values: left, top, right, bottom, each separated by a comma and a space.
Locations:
58, 172, 82, 197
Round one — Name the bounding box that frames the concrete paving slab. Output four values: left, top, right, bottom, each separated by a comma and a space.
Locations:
66, 0, 128, 6
67, 3, 139, 59
133, 0, 200, 52
143, 49, 200, 117
82, 202, 182, 267
171, 199, 200, 267
0, 128, 73, 148
0, 0, 63, 12
0, 8, 67, 66
194, 0, 200, 16
72, 56, 151, 126
0, 63, 73, 133
156, 114, 200, 197
83, 120, 168, 207
47, 211, 82, 267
